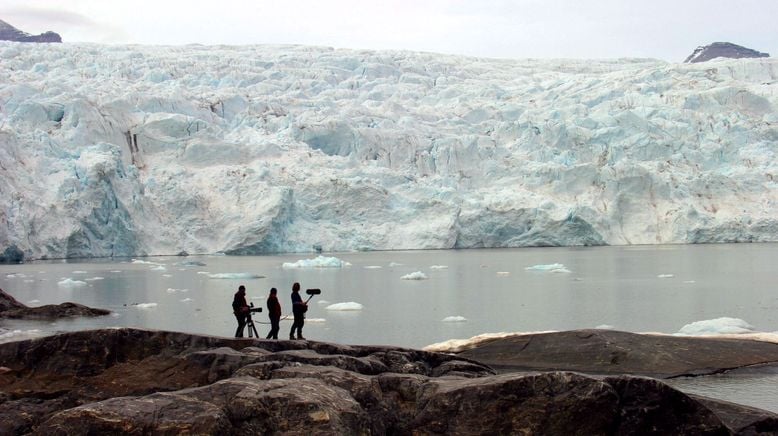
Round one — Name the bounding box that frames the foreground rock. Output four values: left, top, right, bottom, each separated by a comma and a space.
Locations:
0, 328, 773, 434
0, 288, 109, 319
456, 329, 778, 378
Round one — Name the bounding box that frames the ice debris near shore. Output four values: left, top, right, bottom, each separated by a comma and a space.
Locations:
1, 43, 777, 260
676, 317, 757, 335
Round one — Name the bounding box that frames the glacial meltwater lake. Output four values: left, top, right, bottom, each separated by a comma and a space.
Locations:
1, 243, 777, 412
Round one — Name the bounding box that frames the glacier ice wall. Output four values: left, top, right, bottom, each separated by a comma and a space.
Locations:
0, 43, 776, 259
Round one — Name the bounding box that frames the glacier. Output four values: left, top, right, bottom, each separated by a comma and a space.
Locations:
0, 42, 777, 260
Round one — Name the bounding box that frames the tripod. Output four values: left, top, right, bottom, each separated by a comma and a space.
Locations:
245, 312, 259, 338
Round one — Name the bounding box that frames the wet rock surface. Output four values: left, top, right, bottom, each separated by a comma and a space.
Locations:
0, 288, 110, 319
0, 328, 775, 434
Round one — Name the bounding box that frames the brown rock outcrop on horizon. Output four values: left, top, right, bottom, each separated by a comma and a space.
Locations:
0, 288, 110, 319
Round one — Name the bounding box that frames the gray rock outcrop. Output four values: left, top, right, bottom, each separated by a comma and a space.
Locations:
684, 42, 769, 63
0, 328, 775, 434
0, 288, 109, 319
0, 19, 61, 43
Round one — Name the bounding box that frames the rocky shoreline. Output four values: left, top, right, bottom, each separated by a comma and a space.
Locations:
0, 328, 776, 434
0, 288, 110, 319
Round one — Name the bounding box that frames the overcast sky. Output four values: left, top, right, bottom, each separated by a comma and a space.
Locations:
1, 0, 775, 62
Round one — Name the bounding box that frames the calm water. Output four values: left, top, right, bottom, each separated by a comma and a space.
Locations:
1, 243, 777, 411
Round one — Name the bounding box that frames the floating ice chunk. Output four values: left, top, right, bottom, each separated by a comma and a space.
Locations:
496, 271, 511, 276
85, 277, 104, 281
162, 274, 172, 278
306, 318, 327, 323
596, 324, 616, 330
208, 273, 265, 279
72, 270, 87, 274
180, 298, 194, 303
23, 279, 34, 283
326, 302, 364, 311
676, 317, 756, 336
167, 288, 189, 293
282, 255, 351, 268
401, 271, 428, 280
132, 259, 161, 265
179, 260, 207, 267
683, 280, 696, 284
442, 316, 467, 322
27, 299, 40, 304
364, 265, 383, 269
57, 278, 87, 288
134, 303, 158, 309
197, 271, 210, 275
5, 273, 23, 278
110, 270, 122, 273
430, 265, 448, 270
317, 300, 331, 305
151, 266, 167, 271
389, 262, 403, 267
525, 263, 571, 273
657, 274, 674, 278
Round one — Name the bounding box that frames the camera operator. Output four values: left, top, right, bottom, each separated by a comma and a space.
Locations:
232, 285, 250, 337
289, 282, 307, 340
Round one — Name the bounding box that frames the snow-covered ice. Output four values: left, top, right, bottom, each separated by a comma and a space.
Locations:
401, 271, 428, 280
325, 302, 364, 311
442, 315, 467, 322
1, 43, 777, 260
282, 256, 351, 268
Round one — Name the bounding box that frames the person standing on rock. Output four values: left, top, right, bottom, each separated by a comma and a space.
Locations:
289, 282, 307, 340
266, 287, 282, 339
232, 285, 250, 337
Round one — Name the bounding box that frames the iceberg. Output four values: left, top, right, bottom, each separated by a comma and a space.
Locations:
401, 271, 428, 280
325, 302, 364, 311
57, 278, 87, 288
1, 43, 777, 260
282, 256, 351, 268
207, 273, 265, 279
676, 317, 756, 335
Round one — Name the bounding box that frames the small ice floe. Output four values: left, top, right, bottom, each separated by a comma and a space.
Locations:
388, 262, 403, 267
442, 316, 467, 323
496, 271, 511, 276
430, 265, 448, 270
110, 270, 122, 273
162, 274, 172, 278
317, 300, 331, 305
306, 318, 327, 323
150, 266, 167, 271
5, 273, 23, 278
657, 274, 674, 279
27, 299, 40, 305
282, 255, 351, 269
683, 280, 696, 284
134, 303, 158, 309
85, 277, 104, 281
364, 265, 383, 269
72, 270, 87, 274
326, 302, 364, 311
179, 260, 207, 267
525, 263, 571, 273
179, 298, 194, 303
676, 317, 756, 336
166, 288, 187, 293
208, 273, 265, 279
57, 278, 87, 288
595, 324, 616, 330
401, 271, 428, 280
23, 279, 35, 283
132, 259, 161, 265
197, 271, 210, 275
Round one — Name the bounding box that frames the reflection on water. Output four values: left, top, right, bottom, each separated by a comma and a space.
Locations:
1, 243, 778, 411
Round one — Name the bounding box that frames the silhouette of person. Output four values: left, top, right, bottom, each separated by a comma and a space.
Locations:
232, 285, 249, 337
289, 282, 307, 340
266, 287, 282, 339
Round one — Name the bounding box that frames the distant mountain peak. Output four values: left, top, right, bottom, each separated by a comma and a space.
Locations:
0, 18, 61, 43
684, 42, 768, 63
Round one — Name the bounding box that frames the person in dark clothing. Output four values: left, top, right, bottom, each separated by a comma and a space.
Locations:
232, 285, 249, 338
266, 287, 282, 339
289, 282, 307, 340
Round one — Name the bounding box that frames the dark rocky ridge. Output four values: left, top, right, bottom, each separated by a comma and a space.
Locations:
0, 288, 109, 319
0, 19, 61, 43
0, 328, 776, 434
684, 42, 769, 63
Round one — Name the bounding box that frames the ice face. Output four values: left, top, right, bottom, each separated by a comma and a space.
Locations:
1, 43, 777, 259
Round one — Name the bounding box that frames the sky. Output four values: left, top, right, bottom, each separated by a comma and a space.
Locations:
1, 0, 776, 62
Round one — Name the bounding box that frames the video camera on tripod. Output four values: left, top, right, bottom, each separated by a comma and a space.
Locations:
244, 302, 262, 338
